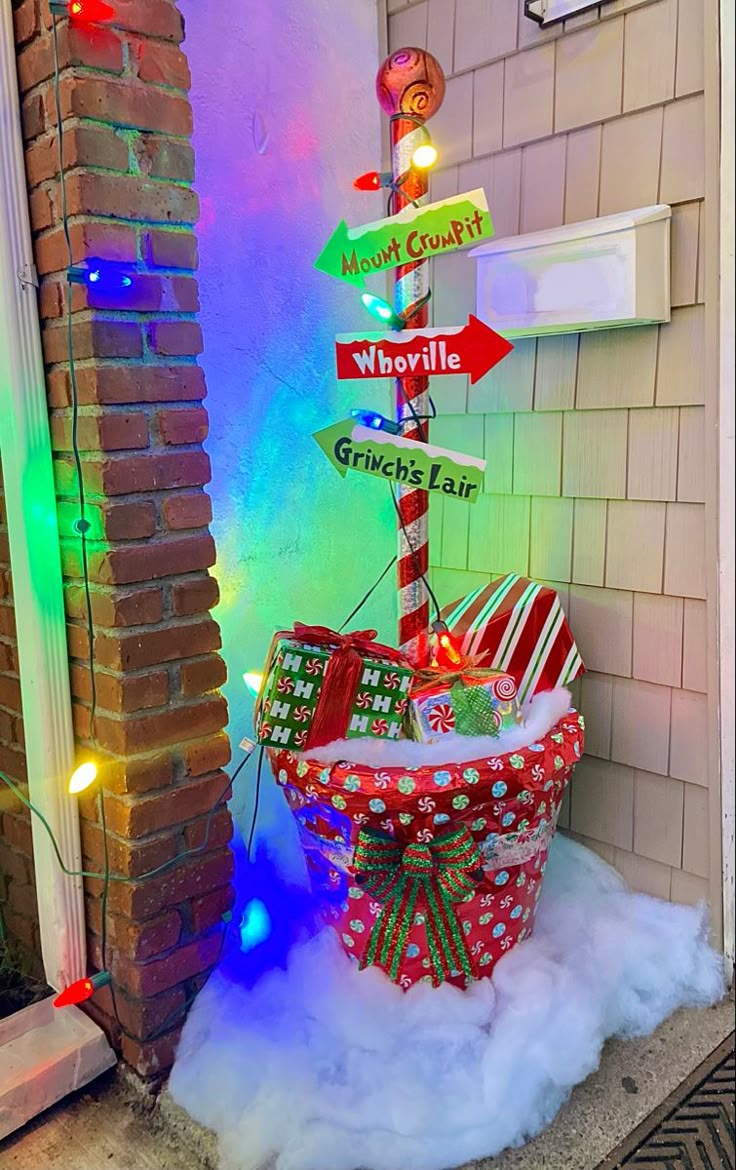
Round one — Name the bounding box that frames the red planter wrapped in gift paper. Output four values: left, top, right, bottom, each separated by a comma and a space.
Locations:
269, 709, 584, 990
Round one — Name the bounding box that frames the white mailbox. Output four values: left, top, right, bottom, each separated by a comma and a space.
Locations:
469, 204, 671, 338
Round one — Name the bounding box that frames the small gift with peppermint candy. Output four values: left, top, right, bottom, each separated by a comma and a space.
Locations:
254, 624, 413, 751
406, 660, 523, 743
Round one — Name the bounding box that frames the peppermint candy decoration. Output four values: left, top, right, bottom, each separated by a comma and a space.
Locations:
416, 828, 434, 843
277, 676, 295, 694
294, 729, 308, 749
371, 719, 389, 736
417, 795, 436, 813
356, 691, 372, 709
428, 703, 456, 734
374, 771, 391, 790
394, 698, 408, 716
293, 705, 312, 723
383, 672, 401, 690
305, 657, 323, 676
491, 674, 517, 700
259, 722, 272, 740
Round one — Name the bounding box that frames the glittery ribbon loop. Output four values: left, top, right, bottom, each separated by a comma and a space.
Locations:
410, 655, 489, 700
353, 826, 484, 986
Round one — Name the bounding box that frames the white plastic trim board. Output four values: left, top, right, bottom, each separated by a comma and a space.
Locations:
0, 0, 115, 1132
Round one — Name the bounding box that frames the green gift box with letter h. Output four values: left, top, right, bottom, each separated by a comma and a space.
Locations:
255, 624, 412, 752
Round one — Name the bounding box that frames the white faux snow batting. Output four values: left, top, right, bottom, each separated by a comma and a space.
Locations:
308, 686, 573, 767
169, 837, 726, 1170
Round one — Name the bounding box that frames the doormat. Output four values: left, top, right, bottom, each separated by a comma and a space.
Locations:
596, 1032, 735, 1169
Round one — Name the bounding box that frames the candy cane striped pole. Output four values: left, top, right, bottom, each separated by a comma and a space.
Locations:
376, 49, 445, 668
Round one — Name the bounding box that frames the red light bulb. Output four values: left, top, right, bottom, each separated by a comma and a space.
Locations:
69, 0, 115, 22
434, 630, 463, 669
54, 978, 94, 1007
353, 171, 382, 191
54, 970, 110, 1008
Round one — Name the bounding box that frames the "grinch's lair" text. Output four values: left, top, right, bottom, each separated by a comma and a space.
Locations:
334, 437, 479, 500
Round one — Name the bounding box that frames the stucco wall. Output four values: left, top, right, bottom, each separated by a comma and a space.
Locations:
180, 0, 387, 839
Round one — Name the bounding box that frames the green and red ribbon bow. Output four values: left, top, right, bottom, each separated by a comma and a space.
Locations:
353, 826, 485, 986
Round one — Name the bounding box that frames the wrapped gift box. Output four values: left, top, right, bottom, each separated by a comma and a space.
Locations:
440, 574, 584, 703
407, 667, 523, 743
255, 624, 412, 751
269, 709, 584, 989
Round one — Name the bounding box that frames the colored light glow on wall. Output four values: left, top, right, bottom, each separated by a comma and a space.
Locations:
239, 898, 272, 953
178, 0, 396, 872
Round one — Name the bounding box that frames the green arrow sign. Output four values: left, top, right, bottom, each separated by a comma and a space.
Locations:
314, 420, 486, 503
315, 189, 493, 287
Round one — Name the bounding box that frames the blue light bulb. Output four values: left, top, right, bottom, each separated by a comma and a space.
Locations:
351, 409, 401, 435
239, 898, 271, 953
70, 261, 135, 292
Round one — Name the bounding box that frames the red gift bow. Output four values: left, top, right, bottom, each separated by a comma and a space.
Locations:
353, 825, 485, 986
260, 624, 408, 751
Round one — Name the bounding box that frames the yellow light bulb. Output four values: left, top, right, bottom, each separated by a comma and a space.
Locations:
68, 762, 98, 795
243, 672, 264, 697
411, 142, 439, 169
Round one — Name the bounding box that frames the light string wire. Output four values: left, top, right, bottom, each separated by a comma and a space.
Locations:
50, 11, 117, 1016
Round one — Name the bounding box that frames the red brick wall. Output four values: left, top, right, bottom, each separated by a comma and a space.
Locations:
9, 0, 235, 1075
0, 461, 43, 974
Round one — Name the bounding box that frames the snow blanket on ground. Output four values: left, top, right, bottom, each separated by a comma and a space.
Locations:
170, 836, 725, 1170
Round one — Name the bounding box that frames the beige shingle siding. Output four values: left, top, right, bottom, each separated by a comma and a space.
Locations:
390, 0, 710, 905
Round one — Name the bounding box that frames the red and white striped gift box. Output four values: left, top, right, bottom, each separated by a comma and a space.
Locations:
440, 574, 585, 703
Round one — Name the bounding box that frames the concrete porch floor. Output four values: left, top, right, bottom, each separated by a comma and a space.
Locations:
0, 992, 733, 1170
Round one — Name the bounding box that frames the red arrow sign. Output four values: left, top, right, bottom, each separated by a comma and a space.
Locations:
335, 315, 513, 385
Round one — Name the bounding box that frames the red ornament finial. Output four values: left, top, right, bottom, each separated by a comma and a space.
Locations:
375, 48, 446, 119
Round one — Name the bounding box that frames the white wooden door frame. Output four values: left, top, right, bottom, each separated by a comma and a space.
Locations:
0, 0, 114, 1136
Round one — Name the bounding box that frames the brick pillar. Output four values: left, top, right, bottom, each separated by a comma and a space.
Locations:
11, 0, 234, 1076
